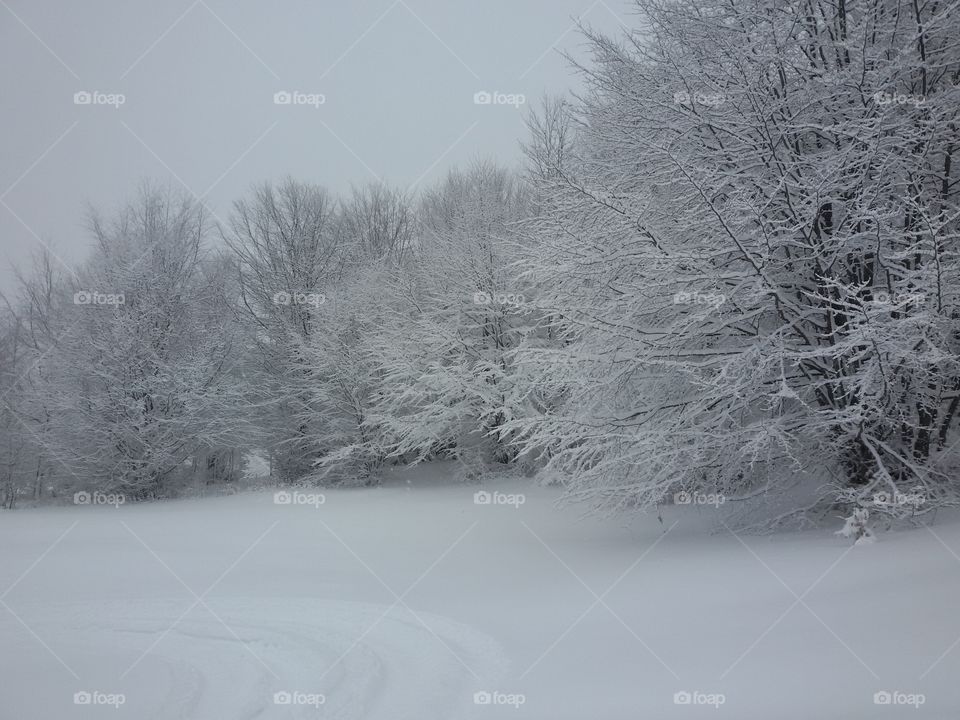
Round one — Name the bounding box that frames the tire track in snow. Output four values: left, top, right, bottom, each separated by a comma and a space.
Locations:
1, 598, 508, 719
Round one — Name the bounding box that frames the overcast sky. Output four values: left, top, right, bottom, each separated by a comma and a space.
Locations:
0, 0, 633, 295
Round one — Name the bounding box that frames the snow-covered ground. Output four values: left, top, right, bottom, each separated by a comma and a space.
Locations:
2, 463, 958, 718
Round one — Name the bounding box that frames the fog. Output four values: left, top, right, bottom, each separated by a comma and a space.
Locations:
0, 0, 628, 293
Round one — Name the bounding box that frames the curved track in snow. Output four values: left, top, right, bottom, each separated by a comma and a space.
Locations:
2, 598, 507, 719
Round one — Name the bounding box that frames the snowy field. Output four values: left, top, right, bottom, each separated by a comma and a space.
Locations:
2, 464, 958, 719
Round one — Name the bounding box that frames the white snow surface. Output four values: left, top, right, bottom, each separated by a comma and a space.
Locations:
1, 462, 958, 718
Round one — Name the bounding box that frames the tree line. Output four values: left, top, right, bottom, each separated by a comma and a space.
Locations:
2, 0, 958, 530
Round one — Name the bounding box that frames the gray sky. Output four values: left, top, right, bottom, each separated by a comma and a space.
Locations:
0, 0, 632, 295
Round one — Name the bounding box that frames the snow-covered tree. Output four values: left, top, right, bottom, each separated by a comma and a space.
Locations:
368, 161, 532, 467
225, 177, 345, 480
511, 0, 960, 523
340, 182, 415, 264
29, 187, 248, 497
0, 249, 74, 505
0, 301, 27, 508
